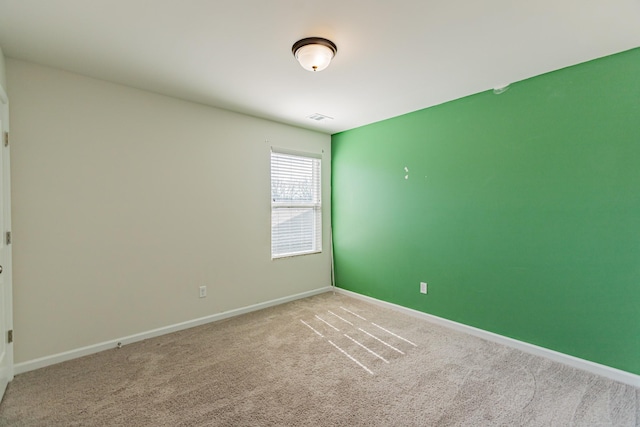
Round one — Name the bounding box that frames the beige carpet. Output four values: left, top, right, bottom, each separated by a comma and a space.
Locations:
0, 291, 638, 426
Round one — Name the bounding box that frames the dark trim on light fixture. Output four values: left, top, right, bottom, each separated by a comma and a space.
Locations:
291, 37, 337, 57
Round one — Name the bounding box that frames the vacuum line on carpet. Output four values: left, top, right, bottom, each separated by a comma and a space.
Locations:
315, 315, 340, 331
344, 334, 390, 363
340, 307, 367, 320
371, 323, 418, 347
328, 340, 374, 375
328, 310, 354, 325
300, 320, 324, 337
358, 328, 405, 355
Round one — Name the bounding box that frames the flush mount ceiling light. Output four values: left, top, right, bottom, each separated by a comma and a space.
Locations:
292, 37, 337, 72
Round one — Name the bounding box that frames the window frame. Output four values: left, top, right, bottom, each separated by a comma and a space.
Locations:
270, 148, 322, 259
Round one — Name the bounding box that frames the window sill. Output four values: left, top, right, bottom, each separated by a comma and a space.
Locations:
271, 250, 322, 260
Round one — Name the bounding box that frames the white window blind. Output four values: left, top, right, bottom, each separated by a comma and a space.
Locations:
271, 149, 322, 258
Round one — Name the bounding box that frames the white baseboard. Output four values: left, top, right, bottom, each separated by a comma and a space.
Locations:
14, 287, 332, 375
335, 288, 640, 388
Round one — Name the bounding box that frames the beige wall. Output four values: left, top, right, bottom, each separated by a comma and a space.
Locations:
7, 59, 332, 363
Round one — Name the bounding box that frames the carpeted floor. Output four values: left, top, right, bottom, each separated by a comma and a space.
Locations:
0, 292, 638, 426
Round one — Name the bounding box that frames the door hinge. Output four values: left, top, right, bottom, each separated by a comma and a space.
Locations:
3, 132, 8, 147
7, 330, 12, 344
5, 231, 10, 245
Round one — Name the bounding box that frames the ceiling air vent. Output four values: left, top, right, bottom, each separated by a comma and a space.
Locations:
307, 113, 334, 122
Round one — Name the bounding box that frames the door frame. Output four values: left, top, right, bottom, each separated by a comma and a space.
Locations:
0, 84, 14, 402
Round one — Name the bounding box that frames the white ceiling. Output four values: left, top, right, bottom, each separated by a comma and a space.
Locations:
1, 1, 639, 134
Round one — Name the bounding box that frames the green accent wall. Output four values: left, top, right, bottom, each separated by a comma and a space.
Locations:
331, 48, 640, 375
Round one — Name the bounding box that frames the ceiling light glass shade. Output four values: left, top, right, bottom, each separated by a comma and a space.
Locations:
292, 37, 337, 72
295, 44, 333, 72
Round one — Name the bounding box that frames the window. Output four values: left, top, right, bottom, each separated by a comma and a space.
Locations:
271, 149, 322, 258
